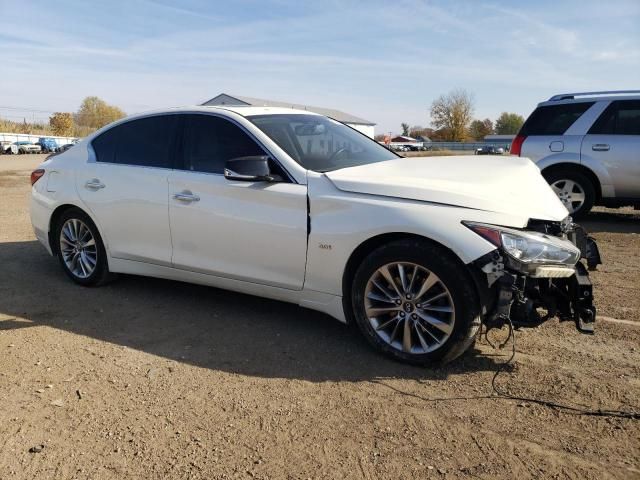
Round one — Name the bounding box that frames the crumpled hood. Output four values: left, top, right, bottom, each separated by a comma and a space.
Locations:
324, 155, 569, 223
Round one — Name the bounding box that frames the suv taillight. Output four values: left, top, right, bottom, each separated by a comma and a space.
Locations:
31, 169, 45, 186
510, 134, 526, 156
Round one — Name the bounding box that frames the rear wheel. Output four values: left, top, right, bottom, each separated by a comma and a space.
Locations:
543, 169, 595, 219
54, 208, 114, 286
351, 239, 481, 365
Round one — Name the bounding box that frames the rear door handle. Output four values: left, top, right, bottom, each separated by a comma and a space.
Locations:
592, 144, 610, 151
85, 179, 105, 190
173, 191, 200, 203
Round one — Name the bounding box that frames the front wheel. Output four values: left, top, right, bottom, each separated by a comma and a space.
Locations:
351, 239, 481, 365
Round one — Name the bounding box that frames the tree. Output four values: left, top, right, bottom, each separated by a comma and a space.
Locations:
469, 118, 494, 141
495, 112, 524, 135
19, 119, 30, 134
401, 123, 410, 136
75, 96, 125, 129
49, 112, 74, 136
408, 125, 429, 139
430, 89, 475, 141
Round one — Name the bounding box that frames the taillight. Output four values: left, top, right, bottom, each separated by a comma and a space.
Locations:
30, 169, 45, 186
510, 134, 526, 156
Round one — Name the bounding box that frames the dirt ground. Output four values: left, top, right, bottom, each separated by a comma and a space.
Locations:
1, 155, 639, 479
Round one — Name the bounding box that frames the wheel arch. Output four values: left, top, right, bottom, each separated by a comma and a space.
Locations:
540, 163, 602, 202
48, 203, 103, 255
341, 232, 479, 324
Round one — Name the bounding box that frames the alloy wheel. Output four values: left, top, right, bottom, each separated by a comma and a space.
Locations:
551, 179, 586, 213
364, 262, 455, 354
59, 219, 98, 279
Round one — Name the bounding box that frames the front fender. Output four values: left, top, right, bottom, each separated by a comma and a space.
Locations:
305, 174, 522, 297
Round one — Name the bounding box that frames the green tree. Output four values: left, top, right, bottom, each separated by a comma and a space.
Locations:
469, 118, 494, 140
401, 123, 410, 136
495, 112, 524, 134
49, 112, 74, 136
430, 89, 475, 141
75, 96, 125, 129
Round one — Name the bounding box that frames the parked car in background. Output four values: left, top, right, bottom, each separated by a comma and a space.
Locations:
407, 144, 430, 151
30, 106, 599, 365
37, 137, 59, 153
46, 143, 76, 159
512, 90, 640, 218
7, 141, 42, 154
0, 141, 12, 154
59, 143, 75, 153
475, 145, 504, 155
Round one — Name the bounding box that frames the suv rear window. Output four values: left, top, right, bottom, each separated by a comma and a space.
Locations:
520, 102, 594, 136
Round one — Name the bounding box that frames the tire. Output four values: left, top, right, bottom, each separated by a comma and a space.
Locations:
543, 168, 595, 219
350, 239, 481, 365
53, 207, 115, 286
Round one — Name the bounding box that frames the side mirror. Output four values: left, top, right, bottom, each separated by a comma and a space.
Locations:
224, 155, 278, 182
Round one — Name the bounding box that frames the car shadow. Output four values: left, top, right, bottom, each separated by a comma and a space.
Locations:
0, 240, 505, 382
581, 209, 640, 234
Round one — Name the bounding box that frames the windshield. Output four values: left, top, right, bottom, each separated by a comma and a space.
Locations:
247, 114, 397, 172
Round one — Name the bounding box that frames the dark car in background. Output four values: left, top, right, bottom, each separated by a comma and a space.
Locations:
475, 145, 504, 155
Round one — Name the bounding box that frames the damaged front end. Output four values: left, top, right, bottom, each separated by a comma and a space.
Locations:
465, 218, 601, 334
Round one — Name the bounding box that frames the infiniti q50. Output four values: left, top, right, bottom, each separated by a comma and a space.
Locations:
30, 106, 600, 364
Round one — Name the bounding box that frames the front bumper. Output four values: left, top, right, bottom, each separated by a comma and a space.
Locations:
474, 224, 601, 334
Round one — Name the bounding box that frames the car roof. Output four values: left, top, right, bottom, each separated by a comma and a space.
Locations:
538, 91, 640, 107
125, 105, 323, 120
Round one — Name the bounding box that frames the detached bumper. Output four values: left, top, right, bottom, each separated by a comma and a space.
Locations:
475, 228, 600, 335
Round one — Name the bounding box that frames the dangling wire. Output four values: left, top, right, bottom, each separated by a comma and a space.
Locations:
490, 318, 639, 419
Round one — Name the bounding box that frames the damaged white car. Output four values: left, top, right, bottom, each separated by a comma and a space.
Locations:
30, 107, 601, 365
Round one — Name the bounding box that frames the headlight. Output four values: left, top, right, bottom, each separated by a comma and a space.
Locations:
464, 222, 581, 266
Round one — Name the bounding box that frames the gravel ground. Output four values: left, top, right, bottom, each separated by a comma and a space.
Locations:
1, 155, 639, 479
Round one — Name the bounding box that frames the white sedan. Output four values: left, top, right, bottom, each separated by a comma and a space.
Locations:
30, 106, 600, 364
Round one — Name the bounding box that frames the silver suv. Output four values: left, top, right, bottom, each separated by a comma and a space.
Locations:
512, 90, 640, 218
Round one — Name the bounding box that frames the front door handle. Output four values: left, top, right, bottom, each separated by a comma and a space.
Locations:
173, 191, 200, 203
85, 179, 105, 190
592, 144, 610, 151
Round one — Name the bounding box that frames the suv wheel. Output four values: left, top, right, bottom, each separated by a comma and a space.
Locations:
351, 239, 481, 365
543, 169, 595, 219
54, 208, 115, 286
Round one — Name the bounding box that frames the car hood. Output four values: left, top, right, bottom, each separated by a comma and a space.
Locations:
324, 155, 569, 224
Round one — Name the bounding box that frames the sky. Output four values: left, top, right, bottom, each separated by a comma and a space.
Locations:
0, 0, 639, 134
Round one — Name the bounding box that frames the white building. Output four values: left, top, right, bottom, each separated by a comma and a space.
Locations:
201, 94, 376, 137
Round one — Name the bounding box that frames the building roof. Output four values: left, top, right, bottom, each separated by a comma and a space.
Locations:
390, 135, 418, 142
201, 93, 376, 126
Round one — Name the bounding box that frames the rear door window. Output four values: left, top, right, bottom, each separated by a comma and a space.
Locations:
589, 100, 640, 135
92, 115, 179, 168
520, 102, 594, 136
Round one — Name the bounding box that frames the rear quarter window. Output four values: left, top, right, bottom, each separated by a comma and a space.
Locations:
589, 100, 640, 136
520, 102, 594, 136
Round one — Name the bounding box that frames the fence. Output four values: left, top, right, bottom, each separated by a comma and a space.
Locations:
388, 141, 513, 151
427, 141, 511, 151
